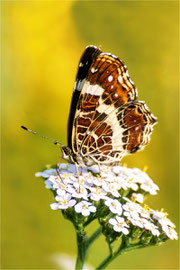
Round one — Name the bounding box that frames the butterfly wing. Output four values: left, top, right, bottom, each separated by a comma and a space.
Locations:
81, 101, 156, 165
70, 46, 156, 165
67, 45, 101, 149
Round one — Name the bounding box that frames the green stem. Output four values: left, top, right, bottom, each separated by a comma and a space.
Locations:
75, 226, 103, 269
96, 243, 149, 270
87, 226, 102, 248
75, 227, 87, 270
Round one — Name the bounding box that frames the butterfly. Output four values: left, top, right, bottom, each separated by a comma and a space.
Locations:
60, 45, 157, 167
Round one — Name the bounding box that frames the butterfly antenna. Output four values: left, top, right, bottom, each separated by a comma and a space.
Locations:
21, 126, 64, 147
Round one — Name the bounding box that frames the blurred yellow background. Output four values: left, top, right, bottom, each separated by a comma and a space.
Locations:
2, 1, 179, 269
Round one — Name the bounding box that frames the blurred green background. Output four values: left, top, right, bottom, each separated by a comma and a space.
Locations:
2, 1, 179, 269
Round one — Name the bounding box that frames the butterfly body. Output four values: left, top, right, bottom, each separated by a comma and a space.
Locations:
64, 45, 156, 167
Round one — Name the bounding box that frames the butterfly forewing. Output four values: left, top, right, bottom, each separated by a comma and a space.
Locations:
68, 46, 156, 166
67, 46, 101, 149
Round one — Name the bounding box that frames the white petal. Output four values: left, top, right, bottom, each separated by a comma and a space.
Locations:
50, 203, 59, 210
64, 193, 72, 201
74, 203, 82, 213
82, 209, 90, 216
68, 200, 76, 207
109, 218, 117, 226
122, 227, 129, 235
44, 180, 53, 189
57, 189, 66, 196
113, 225, 122, 232
116, 216, 124, 223
89, 205, 96, 213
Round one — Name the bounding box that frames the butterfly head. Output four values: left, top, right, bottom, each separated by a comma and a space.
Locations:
61, 146, 76, 164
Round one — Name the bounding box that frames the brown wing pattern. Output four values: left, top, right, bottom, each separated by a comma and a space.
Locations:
76, 101, 156, 165
71, 48, 156, 165
72, 54, 137, 151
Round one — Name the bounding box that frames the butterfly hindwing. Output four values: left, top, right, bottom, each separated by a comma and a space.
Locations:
79, 101, 156, 165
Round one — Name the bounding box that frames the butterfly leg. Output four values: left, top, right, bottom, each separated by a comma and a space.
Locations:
75, 162, 80, 178
98, 163, 102, 177
56, 158, 64, 182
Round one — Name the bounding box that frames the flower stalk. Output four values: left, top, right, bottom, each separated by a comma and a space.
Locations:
96, 242, 149, 270
75, 226, 102, 269
75, 226, 87, 270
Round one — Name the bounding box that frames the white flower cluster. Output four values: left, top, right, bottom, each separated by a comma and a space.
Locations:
36, 164, 177, 240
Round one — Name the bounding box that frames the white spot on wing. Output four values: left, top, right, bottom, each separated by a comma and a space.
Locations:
108, 75, 113, 82
91, 67, 98, 73
83, 81, 104, 96
96, 99, 125, 151
79, 62, 84, 67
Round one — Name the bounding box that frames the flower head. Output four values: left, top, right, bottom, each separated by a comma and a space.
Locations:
36, 163, 178, 242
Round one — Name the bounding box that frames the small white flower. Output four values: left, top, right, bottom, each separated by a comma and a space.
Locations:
112, 166, 124, 175
140, 179, 159, 195
44, 179, 53, 189
123, 201, 142, 220
128, 216, 150, 229
48, 175, 74, 194
89, 187, 107, 201
131, 193, 144, 203
56, 188, 67, 196
77, 176, 93, 189
159, 217, 176, 229
139, 205, 151, 219
124, 178, 139, 191
100, 165, 111, 176
51, 191, 76, 210
102, 182, 120, 197
105, 198, 123, 215
68, 184, 88, 200
152, 210, 176, 229
152, 210, 168, 220
74, 201, 96, 216
57, 163, 69, 170
144, 222, 160, 236
153, 212, 178, 240
48, 175, 63, 189
152, 210, 175, 224
129, 170, 151, 185
93, 175, 104, 186
62, 173, 77, 183
161, 225, 178, 240
109, 216, 129, 235
35, 168, 57, 178
64, 164, 76, 173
